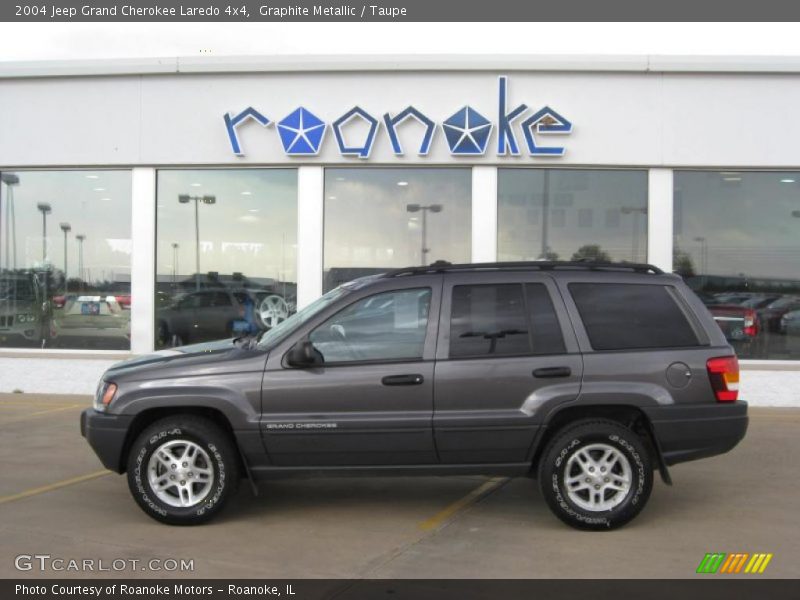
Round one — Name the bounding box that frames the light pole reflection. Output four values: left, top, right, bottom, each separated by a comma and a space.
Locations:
60, 222, 71, 293
1, 173, 19, 271
179, 194, 216, 291
36, 202, 52, 263
75, 234, 86, 291
621, 206, 648, 262
406, 203, 443, 265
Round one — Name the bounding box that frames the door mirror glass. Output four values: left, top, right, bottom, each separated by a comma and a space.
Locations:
286, 339, 323, 368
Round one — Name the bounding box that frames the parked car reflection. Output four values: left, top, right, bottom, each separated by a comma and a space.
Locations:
156, 287, 294, 348
0, 272, 46, 347
757, 296, 800, 333
692, 287, 800, 359
696, 292, 762, 355
50, 295, 131, 350
780, 309, 800, 336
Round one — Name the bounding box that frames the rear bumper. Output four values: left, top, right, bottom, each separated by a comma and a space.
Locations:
52, 332, 130, 350
643, 401, 748, 466
80, 408, 133, 473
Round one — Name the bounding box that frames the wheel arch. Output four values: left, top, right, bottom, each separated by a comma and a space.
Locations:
119, 406, 241, 474
531, 404, 672, 485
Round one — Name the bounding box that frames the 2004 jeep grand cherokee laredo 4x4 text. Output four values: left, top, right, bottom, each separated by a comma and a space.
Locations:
81, 261, 748, 530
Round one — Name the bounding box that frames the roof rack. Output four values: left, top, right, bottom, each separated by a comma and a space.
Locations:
384, 259, 664, 278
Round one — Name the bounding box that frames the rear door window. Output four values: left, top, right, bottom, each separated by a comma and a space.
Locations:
526, 284, 567, 355
449, 283, 566, 358
569, 283, 700, 350
210, 292, 232, 307
450, 284, 529, 358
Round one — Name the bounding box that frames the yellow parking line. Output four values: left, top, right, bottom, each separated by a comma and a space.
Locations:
0, 404, 83, 424
0, 470, 111, 506
0, 402, 82, 408
26, 404, 83, 417
418, 477, 508, 531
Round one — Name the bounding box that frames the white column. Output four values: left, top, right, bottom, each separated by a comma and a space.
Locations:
296, 166, 324, 309
130, 167, 156, 355
471, 166, 498, 263
647, 168, 674, 272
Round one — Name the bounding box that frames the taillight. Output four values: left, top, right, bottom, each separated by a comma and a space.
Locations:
743, 309, 758, 337
706, 356, 739, 402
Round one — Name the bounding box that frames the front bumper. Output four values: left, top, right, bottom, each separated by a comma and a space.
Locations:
0, 329, 41, 346
643, 401, 748, 466
80, 408, 134, 473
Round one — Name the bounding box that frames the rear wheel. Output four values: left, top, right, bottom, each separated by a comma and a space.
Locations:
126, 415, 240, 525
538, 419, 653, 530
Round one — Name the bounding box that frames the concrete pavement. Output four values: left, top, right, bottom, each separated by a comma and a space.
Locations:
0, 393, 797, 579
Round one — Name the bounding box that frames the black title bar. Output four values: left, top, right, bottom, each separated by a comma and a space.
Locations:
5, 579, 800, 600
4, 0, 800, 22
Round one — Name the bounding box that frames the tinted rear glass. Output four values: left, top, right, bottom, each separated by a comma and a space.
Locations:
449, 283, 566, 358
569, 283, 700, 350
526, 284, 566, 355
450, 284, 530, 357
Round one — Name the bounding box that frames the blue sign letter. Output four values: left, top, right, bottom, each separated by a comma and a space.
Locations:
383, 107, 437, 156
521, 106, 572, 156
333, 107, 380, 158
224, 107, 270, 156
497, 76, 528, 155
277, 107, 327, 156
442, 106, 493, 155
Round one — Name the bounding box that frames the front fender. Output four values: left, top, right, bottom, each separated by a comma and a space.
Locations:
108, 376, 262, 431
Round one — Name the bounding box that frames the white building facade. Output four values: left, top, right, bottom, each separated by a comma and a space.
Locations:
0, 55, 799, 403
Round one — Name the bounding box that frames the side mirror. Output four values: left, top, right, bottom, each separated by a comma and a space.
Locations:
286, 339, 323, 368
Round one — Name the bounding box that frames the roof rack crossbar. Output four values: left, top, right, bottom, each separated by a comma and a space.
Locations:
383, 260, 664, 278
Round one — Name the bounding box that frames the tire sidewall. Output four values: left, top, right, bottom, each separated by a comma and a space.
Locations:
544, 425, 651, 529
128, 423, 231, 523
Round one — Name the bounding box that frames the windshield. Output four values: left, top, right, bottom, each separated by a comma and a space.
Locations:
257, 286, 350, 349
0, 278, 36, 301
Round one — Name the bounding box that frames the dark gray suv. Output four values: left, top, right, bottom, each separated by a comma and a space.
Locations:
81, 261, 748, 530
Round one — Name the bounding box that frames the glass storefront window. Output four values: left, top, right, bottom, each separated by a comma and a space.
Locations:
323, 168, 471, 292
497, 169, 648, 263
674, 171, 800, 360
0, 170, 132, 350
156, 169, 297, 348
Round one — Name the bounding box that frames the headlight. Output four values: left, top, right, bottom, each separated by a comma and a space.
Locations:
15, 314, 35, 323
94, 381, 118, 412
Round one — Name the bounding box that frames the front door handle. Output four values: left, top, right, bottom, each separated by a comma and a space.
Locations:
533, 366, 572, 378
382, 374, 424, 386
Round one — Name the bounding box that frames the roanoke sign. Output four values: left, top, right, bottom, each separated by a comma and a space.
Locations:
223, 76, 573, 159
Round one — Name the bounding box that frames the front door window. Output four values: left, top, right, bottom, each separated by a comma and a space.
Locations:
309, 288, 432, 363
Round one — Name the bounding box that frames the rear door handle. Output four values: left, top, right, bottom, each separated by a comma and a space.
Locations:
382, 374, 425, 386
533, 367, 572, 378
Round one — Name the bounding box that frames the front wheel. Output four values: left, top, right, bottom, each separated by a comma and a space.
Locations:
126, 416, 240, 525
538, 419, 653, 531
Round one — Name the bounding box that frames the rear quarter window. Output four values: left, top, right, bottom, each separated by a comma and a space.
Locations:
569, 283, 701, 351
